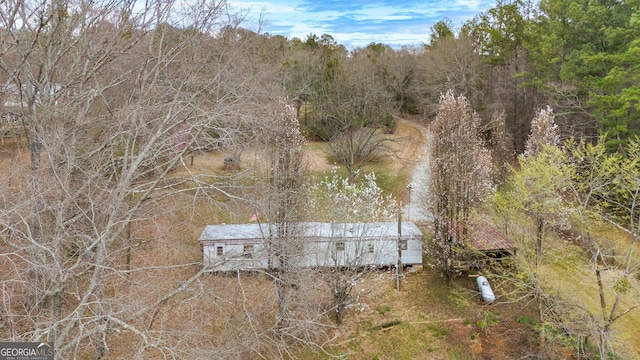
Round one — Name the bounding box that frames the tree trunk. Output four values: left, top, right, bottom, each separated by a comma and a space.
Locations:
596, 267, 607, 321
30, 140, 42, 171
275, 275, 288, 331
536, 217, 544, 269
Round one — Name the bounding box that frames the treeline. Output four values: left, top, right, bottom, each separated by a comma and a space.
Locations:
242, 0, 638, 153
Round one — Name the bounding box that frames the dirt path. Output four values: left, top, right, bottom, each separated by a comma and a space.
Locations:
396, 118, 434, 225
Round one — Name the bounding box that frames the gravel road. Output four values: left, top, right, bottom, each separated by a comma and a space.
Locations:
399, 120, 434, 225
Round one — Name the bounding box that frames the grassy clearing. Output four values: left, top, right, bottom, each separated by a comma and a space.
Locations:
495, 211, 640, 359
541, 232, 640, 358
298, 265, 544, 360
362, 161, 411, 198
228, 120, 551, 359
5, 120, 606, 359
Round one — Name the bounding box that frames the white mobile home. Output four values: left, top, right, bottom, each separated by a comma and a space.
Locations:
199, 221, 423, 271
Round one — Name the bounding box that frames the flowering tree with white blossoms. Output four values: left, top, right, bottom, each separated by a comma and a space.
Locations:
308, 168, 399, 324
516, 106, 568, 269
259, 101, 316, 334
427, 90, 493, 282
310, 168, 398, 223
524, 106, 560, 157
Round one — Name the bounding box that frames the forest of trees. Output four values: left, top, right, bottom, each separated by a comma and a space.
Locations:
1, 0, 639, 358
277, 0, 640, 156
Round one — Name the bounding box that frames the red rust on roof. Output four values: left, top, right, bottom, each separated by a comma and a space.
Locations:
449, 220, 516, 251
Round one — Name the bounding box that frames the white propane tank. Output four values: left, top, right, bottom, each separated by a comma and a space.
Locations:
476, 276, 495, 303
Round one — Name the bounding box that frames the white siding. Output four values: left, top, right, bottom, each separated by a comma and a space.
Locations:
199, 222, 423, 271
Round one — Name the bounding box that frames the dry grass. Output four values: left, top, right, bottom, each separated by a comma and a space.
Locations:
0, 121, 529, 360
308, 266, 545, 360
8, 119, 633, 359
539, 227, 640, 359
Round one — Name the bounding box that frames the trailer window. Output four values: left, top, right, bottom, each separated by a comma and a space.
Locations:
335, 242, 345, 251
243, 244, 253, 258
216, 246, 223, 256
398, 240, 407, 251
368, 244, 374, 253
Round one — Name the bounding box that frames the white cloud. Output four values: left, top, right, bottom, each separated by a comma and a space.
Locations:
454, 0, 483, 11
229, 0, 495, 48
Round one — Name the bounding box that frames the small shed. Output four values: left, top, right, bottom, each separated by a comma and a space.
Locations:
449, 220, 517, 269
464, 222, 517, 259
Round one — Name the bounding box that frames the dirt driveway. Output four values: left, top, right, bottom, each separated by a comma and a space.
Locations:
396, 118, 433, 225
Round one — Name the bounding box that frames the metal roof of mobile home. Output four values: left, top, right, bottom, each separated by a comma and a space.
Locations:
199, 221, 422, 243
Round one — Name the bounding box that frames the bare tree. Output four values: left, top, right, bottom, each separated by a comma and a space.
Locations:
314, 54, 397, 183
485, 110, 514, 182
319, 223, 390, 325
252, 101, 336, 347
268, 102, 308, 331
327, 127, 395, 183
415, 33, 487, 119
351, 44, 419, 117
0, 0, 302, 358
281, 47, 324, 123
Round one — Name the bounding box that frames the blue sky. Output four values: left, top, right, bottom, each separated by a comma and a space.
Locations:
229, 0, 496, 49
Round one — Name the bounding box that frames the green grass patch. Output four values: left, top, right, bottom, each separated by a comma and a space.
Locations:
476, 311, 499, 331
427, 324, 449, 338
363, 163, 410, 197
375, 305, 391, 315
516, 316, 538, 327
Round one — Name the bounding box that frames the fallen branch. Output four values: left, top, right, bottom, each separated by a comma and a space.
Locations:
371, 320, 402, 331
